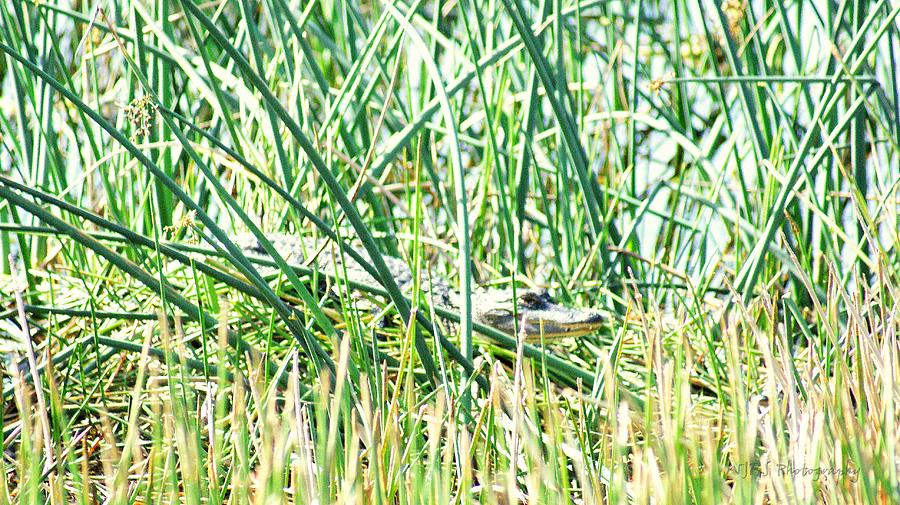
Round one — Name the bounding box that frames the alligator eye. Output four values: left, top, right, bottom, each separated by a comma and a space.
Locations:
518, 290, 540, 304
518, 289, 550, 307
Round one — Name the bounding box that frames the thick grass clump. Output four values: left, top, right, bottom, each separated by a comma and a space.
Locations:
0, 0, 898, 502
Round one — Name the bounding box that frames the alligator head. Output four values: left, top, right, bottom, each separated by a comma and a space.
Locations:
470, 288, 605, 340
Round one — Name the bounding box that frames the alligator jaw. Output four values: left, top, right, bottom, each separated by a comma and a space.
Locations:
472, 288, 605, 340
517, 306, 605, 339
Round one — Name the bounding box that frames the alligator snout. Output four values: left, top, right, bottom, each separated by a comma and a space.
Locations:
474, 288, 605, 340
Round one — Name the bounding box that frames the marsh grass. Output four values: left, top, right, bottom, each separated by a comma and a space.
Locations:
0, 0, 898, 502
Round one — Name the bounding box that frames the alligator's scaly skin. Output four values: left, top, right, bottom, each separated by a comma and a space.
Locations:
237, 234, 605, 340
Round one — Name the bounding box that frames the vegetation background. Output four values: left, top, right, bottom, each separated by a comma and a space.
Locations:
0, 0, 898, 502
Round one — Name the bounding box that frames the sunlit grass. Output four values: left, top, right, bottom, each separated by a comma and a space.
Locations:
0, 0, 898, 502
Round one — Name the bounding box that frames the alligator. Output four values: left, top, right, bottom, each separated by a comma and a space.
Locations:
237, 234, 605, 341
